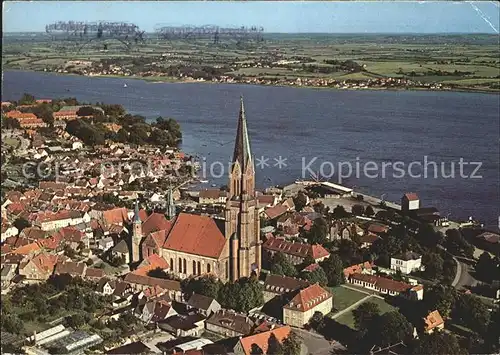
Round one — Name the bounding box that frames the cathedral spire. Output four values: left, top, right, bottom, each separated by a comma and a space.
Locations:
232, 96, 252, 172
133, 200, 140, 223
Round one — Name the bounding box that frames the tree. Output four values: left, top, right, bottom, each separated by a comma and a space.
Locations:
351, 204, 364, 216
250, 344, 264, 355
301, 266, 328, 286
19, 93, 35, 105
369, 311, 413, 347
422, 252, 444, 280
442, 257, 457, 285
485, 307, 500, 352
182, 275, 221, 300
444, 229, 474, 258
13, 217, 31, 232
218, 277, 263, 313
353, 301, 380, 333
320, 254, 344, 286
267, 333, 284, 355
271, 252, 297, 277
2, 116, 21, 129
453, 293, 491, 334
306, 217, 328, 245
332, 205, 349, 218
293, 192, 307, 212
424, 285, 458, 319
66, 313, 85, 329
415, 223, 443, 249
2, 314, 23, 334
413, 331, 466, 355
476, 251, 495, 282
309, 311, 326, 332
32, 104, 54, 126
116, 128, 129, 143
365, 205, 375, 217
282, 331, 302, 355
147, 267, 172, 279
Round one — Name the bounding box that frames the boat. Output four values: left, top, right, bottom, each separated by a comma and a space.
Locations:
123, 84, 128, 88
199, 179, 209, 184
211, 184, 217, 187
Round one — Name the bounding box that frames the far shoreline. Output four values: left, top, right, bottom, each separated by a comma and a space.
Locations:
3, 68, 499, 96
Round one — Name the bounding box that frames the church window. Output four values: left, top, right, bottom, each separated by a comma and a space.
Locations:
197, 261, 201, 275
178, 258, 182, 273
183, 259, 187, 274
170, 258, 173, 271
225, 261, 229, 279
193, 260, 197, 275
207, 263, 211, 273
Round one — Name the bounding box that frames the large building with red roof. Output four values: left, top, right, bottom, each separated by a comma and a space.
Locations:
283, 283, 333, 327
131, 98, 261, 282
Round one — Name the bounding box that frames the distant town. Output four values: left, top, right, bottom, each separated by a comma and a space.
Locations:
1, 94, 500, 355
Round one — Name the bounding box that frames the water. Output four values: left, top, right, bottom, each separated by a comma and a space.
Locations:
2, 70, 499, 230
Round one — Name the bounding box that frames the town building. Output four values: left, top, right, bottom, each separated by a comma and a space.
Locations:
186, 293, 221, 317
205, 310, 255, 337
283, 283, 333, 327
348, 273, 424, 300
234, 325, 291, 355
198, 189, 228, 204
262, 236, 330, 265
423, 310, 444, 334
263, 274, 311, 302
130, 98, 261, 282
402, 193, 420, 213
390, 251, 422, 274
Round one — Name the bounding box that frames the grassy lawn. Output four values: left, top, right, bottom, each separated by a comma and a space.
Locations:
329, 286, 367, 313
4, 138, 20, 148
335, 296, 397, 329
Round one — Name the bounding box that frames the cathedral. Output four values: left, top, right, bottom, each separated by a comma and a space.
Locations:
130, 97, 261, 282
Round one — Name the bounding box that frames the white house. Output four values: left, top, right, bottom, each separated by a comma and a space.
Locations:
1, 225, 19, 242
390, 251, 422, 274
402, 193, 420, 212
97, 236, 115, 251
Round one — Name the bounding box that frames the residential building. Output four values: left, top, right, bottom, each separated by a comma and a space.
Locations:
263, 274, 311, 302
423, 310, 444, 334
343, 261, 374, 281
390, 251, 422, 274
283, 283, 333, 327
233, 325, 291, 355
205, 310, 255, 337
348, 273, 424, 300
186, 293, 221, 317
263, 236, 330, 265
198, 189, 228, 204
402, 193, 420, 213
158, 314, 206, 337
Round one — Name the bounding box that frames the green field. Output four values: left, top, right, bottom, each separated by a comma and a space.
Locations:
329, 286, 368, 312
335, 295, 397, 329
2, 33, 499, 92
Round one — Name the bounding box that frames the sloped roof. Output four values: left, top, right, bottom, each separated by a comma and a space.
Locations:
284, 283, 332, 312
424, 310, 444, 331
264, 274, 311, 294
187, 293, 217, 311
238, 326, 291, 355
102, 207, 129, 226
263, 236, 330, 260
163, 213, 226, 259
142, 213, 172, 235
404, 193, 419, 201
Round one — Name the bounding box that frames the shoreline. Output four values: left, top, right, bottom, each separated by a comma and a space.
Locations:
4, 68, 499, 95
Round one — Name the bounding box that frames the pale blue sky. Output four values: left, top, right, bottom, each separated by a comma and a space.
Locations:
3, 1, 500, 34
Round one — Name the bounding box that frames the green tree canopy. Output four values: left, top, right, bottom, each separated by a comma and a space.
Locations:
293, 192, 307, 212
300, 266, 328, 287
422, 252, 444, 280
353, 301, 380, 333
320, 254, 344, 286
369, 311, 413, 347
271, 252, 298, 277
412, 331, 467, 355
267, 333, 284, 355
351, 204, 364, 216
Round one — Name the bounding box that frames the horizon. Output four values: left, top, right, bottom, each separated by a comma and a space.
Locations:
3, 1, 500, 34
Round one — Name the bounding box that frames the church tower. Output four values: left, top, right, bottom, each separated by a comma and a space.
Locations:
131, 200, 142, 263
225, 97, 262, 281
166, 187, 176, 220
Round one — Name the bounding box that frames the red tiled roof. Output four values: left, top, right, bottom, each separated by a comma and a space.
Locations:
404, 193, 419, 201
264, 205, 288, 219
350, 273, 412, 293
263, 236, 330, 260
284, 283, 332, 312
239, 326, 291, 355
124, 273, 181, 291
343, 261, 374, 279
12, 242, 41, 255
424, 310, 444, 331
142, 254, 170, 270
142, 213, 172, 235
302, 263, 320, 272
102, 207, 129, 226
367, 223, 389, 234
85, 268, 106, 279
163, 213, 226, 259
257, 194, 275, 206
199, 189, 224, 199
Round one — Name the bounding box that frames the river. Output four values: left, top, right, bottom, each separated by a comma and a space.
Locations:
2, 70, 499, 230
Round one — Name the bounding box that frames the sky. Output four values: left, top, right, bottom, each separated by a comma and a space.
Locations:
3, 1, 500, 34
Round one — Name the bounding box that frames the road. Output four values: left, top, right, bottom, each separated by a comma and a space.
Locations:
453, 256, 478, 290
330, 295, 372, 320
